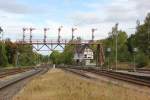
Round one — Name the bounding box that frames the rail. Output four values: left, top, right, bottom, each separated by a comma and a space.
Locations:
65, 67, 150, 87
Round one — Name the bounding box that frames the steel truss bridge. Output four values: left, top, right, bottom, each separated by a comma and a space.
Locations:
15, 27, 105, 66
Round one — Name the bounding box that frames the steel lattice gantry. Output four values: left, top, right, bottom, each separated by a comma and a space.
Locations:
16, 27, 105, 66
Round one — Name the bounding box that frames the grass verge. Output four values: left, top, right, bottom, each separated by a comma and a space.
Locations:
13, 68, 150, 100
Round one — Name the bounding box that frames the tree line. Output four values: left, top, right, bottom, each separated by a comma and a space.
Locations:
0, 38, 46, 67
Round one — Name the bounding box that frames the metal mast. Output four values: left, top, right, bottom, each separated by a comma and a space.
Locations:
44, 28, 49, 43
58, 26, 63, 43
22, 28, 28, 42
29, 28, 35, 43
91, 28, 97, 41
115, 23, 119, 71
72, 28, 77, 40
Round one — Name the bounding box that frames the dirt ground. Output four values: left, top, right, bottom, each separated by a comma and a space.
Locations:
13, 68, 150, 100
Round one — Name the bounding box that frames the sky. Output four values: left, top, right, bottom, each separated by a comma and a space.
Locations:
0, 0, 150, 54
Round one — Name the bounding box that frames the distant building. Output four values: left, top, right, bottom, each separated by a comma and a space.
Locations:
83, 48, 93, 59
73, 45, 94, 66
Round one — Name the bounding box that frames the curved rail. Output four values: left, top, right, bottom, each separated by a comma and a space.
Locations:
65, 67, 150, 87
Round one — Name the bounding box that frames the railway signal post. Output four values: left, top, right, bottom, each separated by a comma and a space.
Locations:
58, 26, 63, 43
133, 48, 138, 72
44, 28, 49, 43
115, 23, 119, 71
29, 28, 35, 44
22, 28, 28, 42
72, 28, 77, 40
0, 27, 3, 41
91, 28, 97, 41
107, 48, 111, 70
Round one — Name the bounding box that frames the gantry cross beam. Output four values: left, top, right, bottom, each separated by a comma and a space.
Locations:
16, 39, 100, 51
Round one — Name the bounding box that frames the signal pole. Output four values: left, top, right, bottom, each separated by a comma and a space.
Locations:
148, 20, 150, 57
72, 28, 77, 40
91, 28, 97, 41
147, 20, 150, 42
0, 27, 3, 41
44, 28, 49, 43
58, 26, 63, 43
133, 48, 138, 72
23, 28, 27, 42
107, 48, 111, 70
115, 23, 119, 71
16, 52, 20, 67
29, 28, 35, 43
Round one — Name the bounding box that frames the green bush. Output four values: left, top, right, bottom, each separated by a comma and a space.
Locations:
0, 42, 8, 67
135, 52, 149, 68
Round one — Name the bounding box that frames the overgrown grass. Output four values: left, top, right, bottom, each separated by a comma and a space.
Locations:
13, 69, 150, 100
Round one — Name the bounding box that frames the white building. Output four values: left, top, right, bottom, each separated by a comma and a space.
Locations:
73, 47, 94, 66
83, 48, 93, 60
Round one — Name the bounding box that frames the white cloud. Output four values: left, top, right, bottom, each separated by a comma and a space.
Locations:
0, 0, 31, 14
0, 0, 150, 43
69, 0, 150, 37
0, 0, 46, 14
74, 0, 150, 23
71, 12, 103, 26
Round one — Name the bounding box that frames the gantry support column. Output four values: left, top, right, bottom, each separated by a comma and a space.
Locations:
96, 44, 105, 68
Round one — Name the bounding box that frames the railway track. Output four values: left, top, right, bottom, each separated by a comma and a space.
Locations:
0, 67, 48, 100
0, 67, 48, 90
65, 67, 150, 87
0, 68, 32, 78
110, 68, 150, 74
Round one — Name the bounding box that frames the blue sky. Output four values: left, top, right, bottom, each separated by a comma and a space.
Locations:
0, 0, 150, 54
